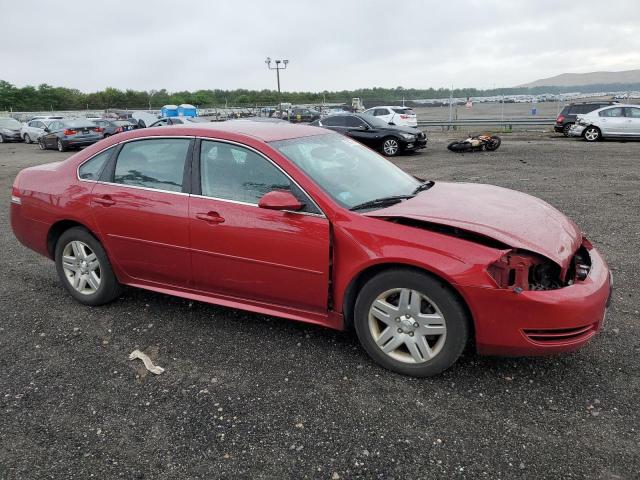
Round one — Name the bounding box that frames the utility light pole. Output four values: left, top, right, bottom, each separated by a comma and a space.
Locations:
265, 57, 289, 111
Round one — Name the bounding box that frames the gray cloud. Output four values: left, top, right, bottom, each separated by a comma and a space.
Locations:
1, 0, 639, 92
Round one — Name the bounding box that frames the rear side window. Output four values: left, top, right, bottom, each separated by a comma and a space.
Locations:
79, 148, 113, 180
322, 116, 347, 127
113, 138, 190, 192
599, 107, 624, 118
626, 107, 640, 118
373, 108, 388, 116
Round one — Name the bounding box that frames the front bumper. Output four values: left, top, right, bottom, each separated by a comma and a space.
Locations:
402, 137, 427, 151
1, 131, 23, 141
459, 246, 611, 356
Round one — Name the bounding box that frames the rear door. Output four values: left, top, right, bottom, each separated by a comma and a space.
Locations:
624, 107, 640, 135
90, 137, 193, 287
598, 107, 626, 135
189, 139, 330, 313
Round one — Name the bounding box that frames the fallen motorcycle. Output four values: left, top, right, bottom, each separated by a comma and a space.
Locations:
447, 134, 501, 152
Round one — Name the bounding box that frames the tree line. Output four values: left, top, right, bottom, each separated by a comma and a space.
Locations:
1, 79, 639, 111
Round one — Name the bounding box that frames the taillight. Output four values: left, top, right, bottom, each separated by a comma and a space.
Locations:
93, 127, 103, 133
556, 115, 565, 123
400, 115, 409, 119
115, 127, 123, 133
63, 129, 77, 135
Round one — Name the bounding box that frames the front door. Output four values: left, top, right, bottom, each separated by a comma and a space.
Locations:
90, 137, 193, 287
189, 139, 330, 313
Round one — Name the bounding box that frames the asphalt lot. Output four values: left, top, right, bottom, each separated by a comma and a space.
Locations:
1, 132, 639, 479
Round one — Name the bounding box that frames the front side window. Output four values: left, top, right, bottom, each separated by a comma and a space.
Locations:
113, 138, 190, 192
271, 133, 419, 209
321, 116, 346, 127
599, 107, 624, 118
200, 141, 290, 204
79, 147, 113, 180
345, 116, 366, 128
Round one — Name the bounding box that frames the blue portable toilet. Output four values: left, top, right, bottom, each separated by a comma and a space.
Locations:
178, 104, 197, 117
160, 104, 179, 117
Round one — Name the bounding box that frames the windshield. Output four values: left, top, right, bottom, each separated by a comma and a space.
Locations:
0, 118, 22, 129
271, 133, 420, 209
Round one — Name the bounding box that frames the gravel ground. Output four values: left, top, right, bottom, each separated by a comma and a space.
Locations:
0, 132, 639, 479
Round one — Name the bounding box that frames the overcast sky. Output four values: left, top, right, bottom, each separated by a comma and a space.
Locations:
2, 0, 639, 93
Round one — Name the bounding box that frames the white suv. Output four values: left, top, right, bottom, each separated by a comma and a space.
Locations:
363, 106, 418, 127
569, 104, 640, 141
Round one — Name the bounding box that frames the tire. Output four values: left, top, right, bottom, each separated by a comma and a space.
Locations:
562, 123, 573, 137
38, 138, 47, 150
57, 139, 66, 152
24, 134, 32, 144
583, 126, 601, 142
354, 269, 469, 377
0, 135, 4, 143
103, 133, 110, 138
381, 137, 400, 156
447, 140, 472, 152
55, 227, 121, 306
484, 135, 501, 151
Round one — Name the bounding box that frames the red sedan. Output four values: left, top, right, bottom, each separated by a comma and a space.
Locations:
10, 122, 612, 376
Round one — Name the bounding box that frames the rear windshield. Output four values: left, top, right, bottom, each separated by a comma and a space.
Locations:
64, 120, 98, 128
392, 108, 415, 115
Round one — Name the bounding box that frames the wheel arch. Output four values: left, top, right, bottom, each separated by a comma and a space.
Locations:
340, 262, 476, 343
47, 219, 101, 259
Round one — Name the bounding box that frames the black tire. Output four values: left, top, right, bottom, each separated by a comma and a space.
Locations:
381, 137, 400, 157
562, 123, 573, 137
24, 134, 32, 144
447, 140, 471, 153
54, 227, 121, 306
354, 269, 469, 377
583, 126, 601, 142
484, 135, 501, 151
38, 138, 47, 150
103, 133, 110, 138
0, 135, 4, 143
57, 139, 67, 152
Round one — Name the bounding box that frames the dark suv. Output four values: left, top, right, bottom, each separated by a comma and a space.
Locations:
555, 102, 617, 136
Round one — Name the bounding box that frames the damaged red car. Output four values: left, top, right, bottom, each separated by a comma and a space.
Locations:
10, 122, 612, 376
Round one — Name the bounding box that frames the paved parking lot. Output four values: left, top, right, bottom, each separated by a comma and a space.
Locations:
1, 133, 639, 479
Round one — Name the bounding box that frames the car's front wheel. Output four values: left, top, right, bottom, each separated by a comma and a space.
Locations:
55, 227, 121, 306
583, 126, 601, 142
24, 134, 32, 144
38, 138, 47, 150
354, 269, 469, 377
381, 137, 400, 156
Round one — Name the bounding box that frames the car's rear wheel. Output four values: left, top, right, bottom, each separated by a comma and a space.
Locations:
55, 227, 121, 306
0, 135, 4, 143
584, 126, 601, 142
354, 269, 469, 377
562, 123, 574, 136
381, 137, 400, 156
103, 133, 110, 138
24, 134, 32, 144
57, 139, 66, 152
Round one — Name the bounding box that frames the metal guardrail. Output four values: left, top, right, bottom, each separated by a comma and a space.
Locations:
417, 117, 555, 129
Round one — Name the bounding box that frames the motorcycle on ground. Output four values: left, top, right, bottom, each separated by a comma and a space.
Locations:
447, 134, 501, 152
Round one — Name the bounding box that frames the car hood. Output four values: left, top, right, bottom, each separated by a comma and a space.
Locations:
364, 182, 582, 269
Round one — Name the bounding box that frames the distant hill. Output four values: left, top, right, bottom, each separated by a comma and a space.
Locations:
517, 69, 640, 88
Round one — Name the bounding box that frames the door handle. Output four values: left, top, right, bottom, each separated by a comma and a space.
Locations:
93, 195, 115, 206
196, 212, 225, 224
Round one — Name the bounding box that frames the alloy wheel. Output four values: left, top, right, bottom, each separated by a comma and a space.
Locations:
38, 139, 46, 150
584, 128, 599, 141
61, 240, 101, 295
57, 139, 64, 151
368, 288, 447, 364
24, 134, 32, 144
383, 139, 399, 156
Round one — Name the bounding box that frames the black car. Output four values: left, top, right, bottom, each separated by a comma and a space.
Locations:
38, 119, 103, 152
311, 113, 427, 156
92, 119, 139, 137
287, 108, 321, 123
555, 102, 617, 136
0, 117, 24, 143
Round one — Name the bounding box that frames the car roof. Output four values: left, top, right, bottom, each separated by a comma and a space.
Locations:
126, 121, 327, 142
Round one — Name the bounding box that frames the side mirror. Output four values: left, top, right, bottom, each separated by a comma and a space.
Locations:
358, 124, 370, 130
258, 190, 303, 211
43, 127, 49, 133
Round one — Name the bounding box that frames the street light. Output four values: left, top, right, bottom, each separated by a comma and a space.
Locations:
265, 57, 289, 110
